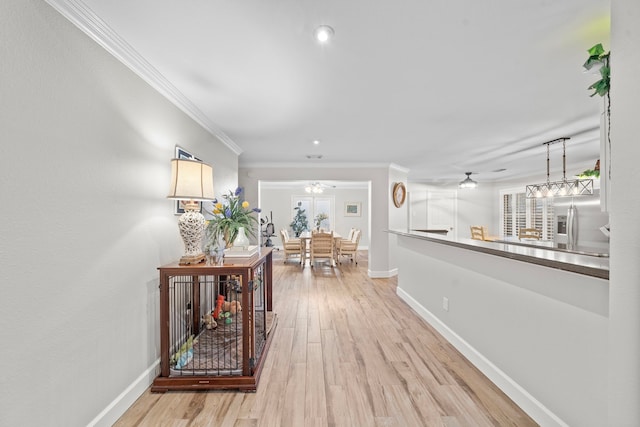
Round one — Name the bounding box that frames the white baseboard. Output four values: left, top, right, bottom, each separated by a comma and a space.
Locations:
369, 267, 397, 278
87, 358, 160, 427
396, 287, 569, 427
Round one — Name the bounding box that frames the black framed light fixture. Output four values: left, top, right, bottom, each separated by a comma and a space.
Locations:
525, 137, 594, 198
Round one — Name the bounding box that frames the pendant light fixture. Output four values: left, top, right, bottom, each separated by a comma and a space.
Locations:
459, 172, 478, 189
525, 137, 594, 198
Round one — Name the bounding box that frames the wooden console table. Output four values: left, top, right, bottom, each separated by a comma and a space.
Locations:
151, 248, 276, 392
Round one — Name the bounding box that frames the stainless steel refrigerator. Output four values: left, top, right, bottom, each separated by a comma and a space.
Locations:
553, 190, 609, 253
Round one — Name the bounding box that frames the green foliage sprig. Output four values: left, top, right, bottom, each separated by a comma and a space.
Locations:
583, 43, 610, 97
583, 43, 611, 179
578, 169, 600, 179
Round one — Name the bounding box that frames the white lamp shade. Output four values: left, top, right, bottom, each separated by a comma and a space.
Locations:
167, 158, 215, 201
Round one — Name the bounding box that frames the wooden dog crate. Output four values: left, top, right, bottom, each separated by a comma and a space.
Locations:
151, 248, 276, 392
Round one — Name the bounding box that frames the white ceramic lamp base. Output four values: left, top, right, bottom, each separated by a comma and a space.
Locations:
178, 207, 206, 265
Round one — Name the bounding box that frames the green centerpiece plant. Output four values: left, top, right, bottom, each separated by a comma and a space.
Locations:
290, 203, 309, 237
314, 213, 329, 230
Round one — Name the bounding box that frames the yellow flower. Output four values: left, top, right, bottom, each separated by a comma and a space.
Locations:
242, 201, 250, 209
215, 202, 223, 210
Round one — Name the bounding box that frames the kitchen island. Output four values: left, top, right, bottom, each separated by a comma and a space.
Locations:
389, 229, 608, 427
492, 236, 609, 259
392, 229, 608, 279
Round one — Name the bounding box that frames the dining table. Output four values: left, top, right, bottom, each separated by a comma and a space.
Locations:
298, 230, 342, 266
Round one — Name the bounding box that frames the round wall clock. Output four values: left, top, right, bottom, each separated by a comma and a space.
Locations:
392, 182, 406, 208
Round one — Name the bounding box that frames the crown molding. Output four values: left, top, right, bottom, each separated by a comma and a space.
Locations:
389, 163, 410, 174
239, 161, 395, 169
44, 0, 243, 156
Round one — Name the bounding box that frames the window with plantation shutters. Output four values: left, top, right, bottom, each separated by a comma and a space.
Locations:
515, 193, 527, 236
502, 194, 513, 236
500, 188, 555, 240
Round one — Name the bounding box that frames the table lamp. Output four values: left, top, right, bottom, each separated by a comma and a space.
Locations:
167, 158, 215, 265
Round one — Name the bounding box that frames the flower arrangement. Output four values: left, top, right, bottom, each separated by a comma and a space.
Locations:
314, 212, 329, 230
205, 187, 260, 249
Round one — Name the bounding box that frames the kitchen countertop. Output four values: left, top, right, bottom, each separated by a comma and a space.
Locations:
389, 229, 609, 279
492, 237, 609, 258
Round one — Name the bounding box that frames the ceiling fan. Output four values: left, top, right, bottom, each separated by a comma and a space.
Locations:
304, 182, 335, 194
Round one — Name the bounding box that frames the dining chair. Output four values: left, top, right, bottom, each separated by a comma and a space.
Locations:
280, 229, 303, 264
309, 231, 335, 268
346, 227, 356, 241
470, 226, 486, 241
518, 228, 542, 240
336, 229, 361, 265
470, 225, 498, 241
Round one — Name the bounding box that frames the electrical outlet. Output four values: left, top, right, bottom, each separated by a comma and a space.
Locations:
442, 297, 449, 312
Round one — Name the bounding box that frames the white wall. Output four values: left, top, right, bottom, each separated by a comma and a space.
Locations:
456, 184, 498, 238
609, 0, 640, 424
408, 182, 498, 239
395, 235, 608, 427
259, 187, 370, 248
0, 1, 237, 426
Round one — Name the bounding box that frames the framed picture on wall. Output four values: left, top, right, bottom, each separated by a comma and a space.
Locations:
175, 200, 202, 215
173, 146, 202, 215
344, 202, 361, 217
175, 146, 200, 160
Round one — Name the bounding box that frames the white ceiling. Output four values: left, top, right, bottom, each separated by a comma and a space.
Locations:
51, 0, 610, 185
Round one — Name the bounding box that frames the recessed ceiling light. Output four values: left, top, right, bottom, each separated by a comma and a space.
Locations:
314, 25, 334, 43
313, 140, 320, 145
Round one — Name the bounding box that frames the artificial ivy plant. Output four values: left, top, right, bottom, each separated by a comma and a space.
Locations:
583, 43, 611, 179
583, 43, 610, 97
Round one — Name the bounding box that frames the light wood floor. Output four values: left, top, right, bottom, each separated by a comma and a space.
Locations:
115, 250, 537, 427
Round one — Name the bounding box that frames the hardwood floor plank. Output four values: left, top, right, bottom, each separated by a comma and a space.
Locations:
364, 380, 390, 418
271, 326, 295, 373
381, 384, 427, 427
433, 385, 496, 427
342, 363, 376, 425
115, 251, 538, 427
281, 362, 306, 427
112, 390, 162, 427
188, 393, 231, 427
373, 416, 400, 427
136, 392, 193, 427
307, 305, 322, 344
255, 381, 285, 427
320, 329, 341, 387
234, 393, 257, 421
325, 384, 350, 426
232, 419, 257, 427
389, 360, 446, 424
306, 342, 328, 419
